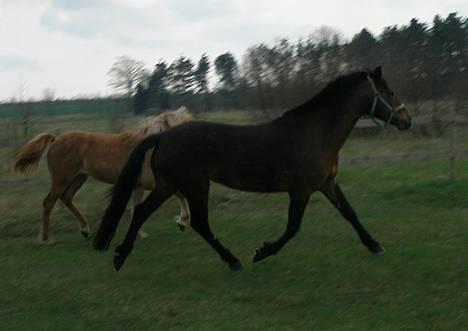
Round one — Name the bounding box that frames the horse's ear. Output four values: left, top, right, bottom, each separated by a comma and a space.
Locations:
373, 66, 383, 79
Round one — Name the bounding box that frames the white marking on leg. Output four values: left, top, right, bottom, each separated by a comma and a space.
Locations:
175, 194, 190, 227
138, 230, 149, 238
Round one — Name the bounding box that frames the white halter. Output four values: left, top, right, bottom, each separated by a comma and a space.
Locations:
367, 75, 406, 128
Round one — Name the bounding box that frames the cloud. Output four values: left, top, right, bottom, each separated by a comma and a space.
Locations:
165, 0, 239, 22
39, 0, 162, 39
0, 54, 42, 72
50, 0, 97, 10
1, 0, 467, 100
38, 0, 250, 55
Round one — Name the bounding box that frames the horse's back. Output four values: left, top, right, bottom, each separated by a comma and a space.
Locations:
47, 131, 139, 185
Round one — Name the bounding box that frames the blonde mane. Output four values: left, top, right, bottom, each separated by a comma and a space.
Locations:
123, 106, 193, 140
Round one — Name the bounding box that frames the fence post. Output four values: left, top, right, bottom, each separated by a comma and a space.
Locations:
449, 119, 456, 181
9, 121, 18, 173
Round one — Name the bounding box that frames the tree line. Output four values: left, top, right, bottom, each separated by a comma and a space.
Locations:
107, 13, 468, 115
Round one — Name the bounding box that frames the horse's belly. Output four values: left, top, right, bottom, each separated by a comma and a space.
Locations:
86, 168, 120, 185
212, 168, 290, 193
82, 154, 126, 184
82, 150, 155, 189
214, 180, 287, 193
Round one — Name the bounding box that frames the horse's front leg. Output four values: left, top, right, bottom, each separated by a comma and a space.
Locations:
320, 178, 385, 255
114, 185, 174, 271
185, 187, 242, 271
253, 191, 311, 263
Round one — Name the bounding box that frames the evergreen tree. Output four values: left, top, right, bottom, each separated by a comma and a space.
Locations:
133, 83, 147, 114
169, 56, 196, 95
147, 61, 171, 110
346, 28, 379, 69
214, 52, 239, 90
194, 54, 210, 94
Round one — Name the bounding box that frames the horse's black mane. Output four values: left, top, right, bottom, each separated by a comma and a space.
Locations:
281, 70, 371, 119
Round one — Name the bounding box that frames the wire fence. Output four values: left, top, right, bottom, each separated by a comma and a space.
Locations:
2, 112, 468, 181
2, 110, 468, 243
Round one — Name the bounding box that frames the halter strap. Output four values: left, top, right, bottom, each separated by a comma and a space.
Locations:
367, 75, 405, 128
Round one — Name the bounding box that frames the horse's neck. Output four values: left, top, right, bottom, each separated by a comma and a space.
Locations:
304, 100, 364, 155
326, 105, 362, 152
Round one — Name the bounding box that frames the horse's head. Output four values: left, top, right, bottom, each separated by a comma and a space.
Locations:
364, 66, 411, 130
141, 106, 194, 135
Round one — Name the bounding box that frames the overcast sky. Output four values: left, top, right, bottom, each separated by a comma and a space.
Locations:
0, 0, 467, 101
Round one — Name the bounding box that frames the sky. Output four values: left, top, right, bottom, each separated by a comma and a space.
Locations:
0, 0, 467, 101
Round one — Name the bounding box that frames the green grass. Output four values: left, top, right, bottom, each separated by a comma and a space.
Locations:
0, 159, 467, 330
0, 111, 467, 330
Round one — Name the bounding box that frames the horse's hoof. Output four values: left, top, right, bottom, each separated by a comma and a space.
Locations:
35, 232, 57, 246
229, 259, 243, 271
253, 247, 268, 263
253, 242, 276, 263
113, 252, 126, 271
80, 225, 91, 239
175, 215, 188, 232
36, 235, 56, 246
369, 244, 386, 256
113, 245, 131, 271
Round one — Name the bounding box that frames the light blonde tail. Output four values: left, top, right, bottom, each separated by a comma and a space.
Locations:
14, 133, 56, 174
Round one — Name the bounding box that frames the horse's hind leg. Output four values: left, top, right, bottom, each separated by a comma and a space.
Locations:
253, 190, 310, 263
114, 184, 175, 271
61, 174, 90, 238
320, 178, 385, 255
130, 187, 149, 239
185, 187, 241, 271
40, 184, 66, 244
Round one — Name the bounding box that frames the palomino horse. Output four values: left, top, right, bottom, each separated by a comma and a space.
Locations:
94, 67, 411, 271
14, 107, 193, 244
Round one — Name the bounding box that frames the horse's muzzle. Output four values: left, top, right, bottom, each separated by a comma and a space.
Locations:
397, 118, 411, 131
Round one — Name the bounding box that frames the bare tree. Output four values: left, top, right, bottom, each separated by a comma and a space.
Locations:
16, 79, 28, 103
42, 88, 55, 102
310, 25, 344, 45
243, 44, 271, 112
107, 56, 149, 113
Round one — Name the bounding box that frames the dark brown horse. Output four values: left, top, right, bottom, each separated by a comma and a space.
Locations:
94, 67, 411, 271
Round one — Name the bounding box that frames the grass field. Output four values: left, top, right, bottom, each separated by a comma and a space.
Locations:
1, 111, 467, 330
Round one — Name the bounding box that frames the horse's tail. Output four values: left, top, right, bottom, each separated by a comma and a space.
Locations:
13, 133, 56, 174
93, 134, 161, 251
